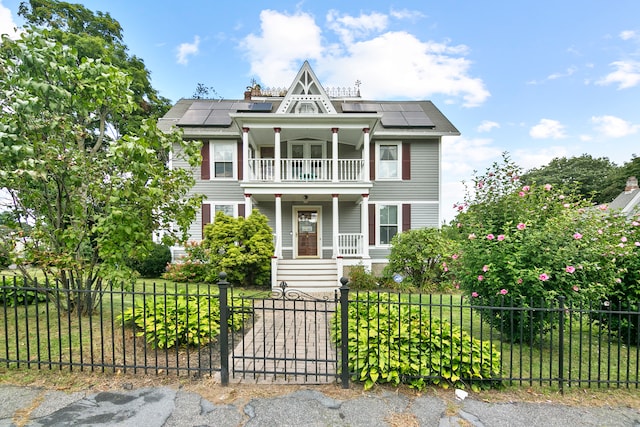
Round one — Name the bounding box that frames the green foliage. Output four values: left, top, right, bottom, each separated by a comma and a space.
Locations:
600, 156, 640, 203
334, 293, 502, 391
127, 243, 172, 278
450, 154, 639, 342
346, 264, 379, 290
163, 241, 211, 283
0, 283, 48, 306
119, 291, 252, 349
202, 210, 274, 287
521, 154, 618, 204
0, 28, 202, 315
383, 228, 452, 292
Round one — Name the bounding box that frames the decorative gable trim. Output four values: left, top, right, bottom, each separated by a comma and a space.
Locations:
276, 61, 337, 114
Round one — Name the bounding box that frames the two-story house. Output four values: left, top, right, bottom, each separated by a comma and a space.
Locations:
158, 61, 459, 291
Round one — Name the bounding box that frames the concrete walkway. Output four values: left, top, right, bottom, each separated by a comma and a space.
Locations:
225, 297, 338, 384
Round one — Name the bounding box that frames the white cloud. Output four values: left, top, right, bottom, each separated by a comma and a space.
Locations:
597, 60, 640, 89
0, 2, 21, 40
620, 30, 638, 41
477, 120, 499, 133
176, 35, 200, 65
513, 146, 569, 171
529, 119, 567, 139
591, 115, 639, 138
240, 10, 323, 84
389, 8, 425, 21
240, 9, 489, 107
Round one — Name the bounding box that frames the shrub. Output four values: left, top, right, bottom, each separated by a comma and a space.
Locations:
128, 243, 172, 278
163, 260, 210, 283
119, 290, 252, 349
334, 293, 501, 391
449, 154, 633, 342
0, 282, 48, 306
203, 210, 274, 287
346, 264, 379, 290
383, 228, 452, 292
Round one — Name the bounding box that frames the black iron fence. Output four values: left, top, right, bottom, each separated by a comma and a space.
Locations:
1, 275, 639, 391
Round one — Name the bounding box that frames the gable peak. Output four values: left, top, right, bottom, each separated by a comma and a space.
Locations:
276, 61, 337, 114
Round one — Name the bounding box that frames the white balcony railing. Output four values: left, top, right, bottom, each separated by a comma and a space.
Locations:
247, 159, 364, 182
338, 233, 364, 256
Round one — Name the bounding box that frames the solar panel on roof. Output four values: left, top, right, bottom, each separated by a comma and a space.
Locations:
400, 103, 423, 112
210, 101, 235, 110
189, 101, 214, 109
403, 111, 435, 127
250, 103, 273, 112
204, 111, 232, 126
380, 111, 408, 127
341, 103, 379, 112
178, 109, 211, 125
381, 104, 403, 112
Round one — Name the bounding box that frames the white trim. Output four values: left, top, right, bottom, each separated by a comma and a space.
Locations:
292, 205, 322, 258
376, 203, 401, 247
209, 140, 238, 180
203, 202, 239, 222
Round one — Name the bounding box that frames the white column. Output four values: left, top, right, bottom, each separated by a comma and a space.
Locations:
244, 193, 252, 218
242, 127, 249, 181
332, 194, 339, 257
332, 128, 339, 182
361, 193, 370, 258
362, 128, 370, 182
275, 194, 282, 258
274, 128, 281, 182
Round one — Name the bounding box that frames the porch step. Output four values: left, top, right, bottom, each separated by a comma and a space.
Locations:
275, 259, 339, 292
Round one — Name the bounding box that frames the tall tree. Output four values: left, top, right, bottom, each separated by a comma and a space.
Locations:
0, 28, 202, 315
521, 154, 618, 204
18, 0, 172, 136
600, 155, 640, 203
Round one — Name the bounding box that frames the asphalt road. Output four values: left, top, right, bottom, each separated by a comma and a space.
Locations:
1, 384, 639, 426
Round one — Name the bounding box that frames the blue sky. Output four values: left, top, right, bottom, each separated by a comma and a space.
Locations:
1, 0, 639, 222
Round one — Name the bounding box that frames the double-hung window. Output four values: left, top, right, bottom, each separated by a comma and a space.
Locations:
213, 143, 235, 178
379, 204, 399, 245
377, 143, 401, 179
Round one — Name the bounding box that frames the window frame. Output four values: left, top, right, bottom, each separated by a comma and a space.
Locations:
209, 141, 237, 180
377, 203, 400, 246
375, 142, 402, 180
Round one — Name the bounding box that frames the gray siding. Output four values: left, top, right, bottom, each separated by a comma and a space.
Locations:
369, 140, 439, 201
411, 203, 440, 228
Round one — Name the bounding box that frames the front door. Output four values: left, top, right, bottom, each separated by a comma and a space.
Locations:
295, 208, 320, 257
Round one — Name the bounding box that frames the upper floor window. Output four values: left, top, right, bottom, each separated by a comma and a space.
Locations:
376, 143, 401, 179
213, 143, 235, 178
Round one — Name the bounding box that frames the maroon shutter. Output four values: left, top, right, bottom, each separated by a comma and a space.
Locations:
238, 204, 245, 218
402, 204, 411, 232
201, 204, 211, 239
369, 143, 375, 180
402, 143, 410, 180
237, 142, 243, 180
201, 141, 210, 180
368, 204, 376, 245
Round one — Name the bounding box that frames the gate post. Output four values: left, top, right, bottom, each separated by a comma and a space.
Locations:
218, 272, 230, 386
339, 277, 350, 389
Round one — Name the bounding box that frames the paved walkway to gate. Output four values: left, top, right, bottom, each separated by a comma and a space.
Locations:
226, 296, 338, 384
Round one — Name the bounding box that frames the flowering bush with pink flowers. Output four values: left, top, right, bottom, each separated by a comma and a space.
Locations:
448, 154, 640, 342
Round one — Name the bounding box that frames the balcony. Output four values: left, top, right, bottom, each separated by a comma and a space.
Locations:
247, 158, 365, 183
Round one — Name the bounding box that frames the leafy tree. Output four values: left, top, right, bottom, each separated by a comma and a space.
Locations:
521, 154, 618, 204
17, 0, 172, 136
600, 155, 640, 203
0, 28, 202, 315
202, 210, 274, 287
191, 83, 220, 99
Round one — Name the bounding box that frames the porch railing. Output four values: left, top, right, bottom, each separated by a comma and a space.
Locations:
338, 233, 363, 256
247, 159, 364, 182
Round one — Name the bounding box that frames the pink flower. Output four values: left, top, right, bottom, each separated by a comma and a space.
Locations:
517, 223, 526, 230
544, 184, 552, 191
500, 289, 508, 295
468, 233, 476, 240
478, 275, 484, 281
573, 232, 583, 240
482, 265, 489, 272
565, 266, 575, 273
632, 221, 639, 227
598, 204, 608, 211
518, 191, 526, 197
471, 291, 479, 298
452, 254, 459, 260
559, 195, 565, 200
635, 242, 640, 247
539, 273, 550, 281
621, 236, 628, 243
573, 285, 579, 292
522, 185, 530, 192
455, 283, 460, 289
497, 234, 505, 241
563, 203, 571, 208
457, 222, 462, 228
486, 234, 495, 240
517, 278, 523, 284
477, 181, 485, 189
598, 229, 603, 235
